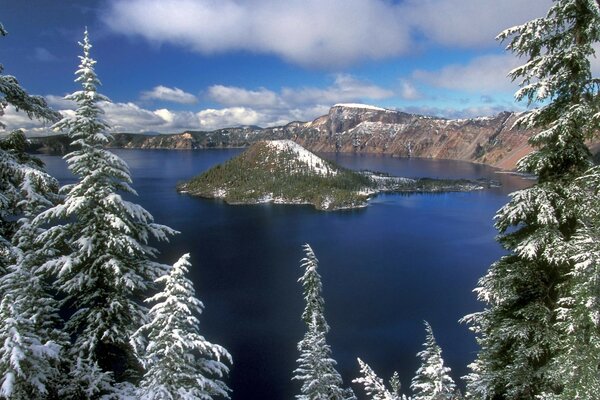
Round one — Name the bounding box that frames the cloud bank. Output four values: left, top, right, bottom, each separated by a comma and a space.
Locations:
103, 0, 551, 68
140, 85, 198, 104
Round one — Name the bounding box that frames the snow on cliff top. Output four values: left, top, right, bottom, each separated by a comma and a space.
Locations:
265, 140, 338, 176
333, 103, 390, 112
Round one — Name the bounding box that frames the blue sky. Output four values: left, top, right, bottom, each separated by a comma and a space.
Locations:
1, 0, 557, 134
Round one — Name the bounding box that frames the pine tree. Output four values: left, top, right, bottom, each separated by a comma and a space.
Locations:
463, 1, 600, 398
0, 133, 67, 398
0, 131, 59, 274
135, 254, 231, 400
410, 322, 457, 400
353, 358, 408, 400
542, 166, 600, 399
0, 22, 60, 275
293, 244, 355, 400
0, 23, 65, 399
35, 29, 175, 397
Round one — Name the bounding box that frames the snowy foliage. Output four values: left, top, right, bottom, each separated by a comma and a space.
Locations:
353, 358, 408, 400
0, 293, 61, 399
0, 31, 63, 396
293, 244, 355, 400
410, 322, 457, 400
464, 1, 600, 398
539, 166, 600, 400
265, 140, 339, 176
135, 254, 231, 400
0, 130, 59, 276
34, 29, 175, 395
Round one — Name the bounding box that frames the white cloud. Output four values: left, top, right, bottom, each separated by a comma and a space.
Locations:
140, 85, 198, 104
206, 75, 393, 113
282, 74, 394, 105
102, 0, 411, 67
45, 95, 77, 110
103, 0, 551, 67
197, 107, 265, 129
404, 0, 552, 48
207, 86, 280, 108
0, 105, 56, 134
399, 80, 423, 100
412, 54, 522, 93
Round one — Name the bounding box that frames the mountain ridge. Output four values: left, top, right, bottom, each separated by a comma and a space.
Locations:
27, 104, 537, 170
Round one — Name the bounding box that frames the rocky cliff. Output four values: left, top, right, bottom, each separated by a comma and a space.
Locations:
29, 104, 537, 170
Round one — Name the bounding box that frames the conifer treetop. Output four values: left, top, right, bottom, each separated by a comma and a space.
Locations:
411, 321, 456, 400
136, 253, 231, 400
299, 243, 328, 333
353, 358, 407, 400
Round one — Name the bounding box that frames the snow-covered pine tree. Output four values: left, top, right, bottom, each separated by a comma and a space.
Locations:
0, 131, 68, 399
353, 358, 408, 400
0, 22, 60, 275
410, 322, 457, 400
0, 24, 65, 399
135, 253, 231, 400
542, 165, 600, 400
0, 131, 59, 274
463, 1, 600, 398
293, 244, 355, 400
34, 28, 175, 397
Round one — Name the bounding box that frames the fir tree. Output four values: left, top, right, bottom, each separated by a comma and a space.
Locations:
35, 29, 175, 397
463, 1, 600, 398
135, 254, 231, 400
0, 131, 59, 275
542, 166, 600, 400
0, 22, 60, 275
410, 322, 457, 400
0, 132, 67, 398
0, 23, 64, 399
293, 244, 355, 400
353, 358, 408, 400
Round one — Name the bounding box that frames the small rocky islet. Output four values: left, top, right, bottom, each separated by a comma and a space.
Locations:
177, 140, 496, 211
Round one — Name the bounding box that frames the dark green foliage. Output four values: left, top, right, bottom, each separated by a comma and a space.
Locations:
464, 1, 600, 399
180, 141, 487, 211
181, 141, 372, 210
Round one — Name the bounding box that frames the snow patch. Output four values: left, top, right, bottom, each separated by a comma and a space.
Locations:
333, 103, 389, 112
265, 140, 338, 176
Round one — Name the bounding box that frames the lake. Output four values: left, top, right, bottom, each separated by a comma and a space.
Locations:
38, 149, 530, 399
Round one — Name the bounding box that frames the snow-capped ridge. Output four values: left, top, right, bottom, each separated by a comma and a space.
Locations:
333, 103, 390, 112
265, 140, 338, 176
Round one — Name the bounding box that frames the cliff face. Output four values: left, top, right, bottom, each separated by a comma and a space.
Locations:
284, 105, 533, 170
28, 104, 536, 170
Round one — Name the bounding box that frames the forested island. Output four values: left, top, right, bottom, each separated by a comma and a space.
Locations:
178, 140, 493, 210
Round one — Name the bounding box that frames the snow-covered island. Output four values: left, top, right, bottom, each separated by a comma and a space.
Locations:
177, 140, 494, 211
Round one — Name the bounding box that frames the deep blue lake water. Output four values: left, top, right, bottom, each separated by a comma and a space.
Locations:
39, 149, 531, 399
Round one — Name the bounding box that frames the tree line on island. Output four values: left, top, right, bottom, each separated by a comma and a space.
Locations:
2, 0, 600, 398
179, 140, 490, 211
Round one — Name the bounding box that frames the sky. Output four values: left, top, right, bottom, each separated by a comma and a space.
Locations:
0, 0, 560, 135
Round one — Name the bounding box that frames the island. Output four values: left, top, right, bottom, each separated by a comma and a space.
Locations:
177, 140, 494, 211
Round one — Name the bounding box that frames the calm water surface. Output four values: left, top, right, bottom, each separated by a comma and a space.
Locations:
39, 149, 530, 400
